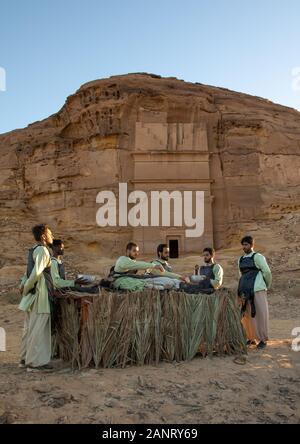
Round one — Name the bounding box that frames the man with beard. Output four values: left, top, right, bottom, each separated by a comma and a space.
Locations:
191, 247, 223, 289
112, 242, 169, 291
147, 243, 189, 289
50, 239, 75, 289
238, 236, 272, 349
49, 239, 91, 356
50, 239, 95, 293
19, 224, 55, 370
180, 247, 223, 294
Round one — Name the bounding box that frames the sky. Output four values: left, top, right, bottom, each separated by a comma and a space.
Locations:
0, 0, 300, 134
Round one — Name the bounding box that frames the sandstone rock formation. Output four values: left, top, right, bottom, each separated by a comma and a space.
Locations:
0, 73, 300, 266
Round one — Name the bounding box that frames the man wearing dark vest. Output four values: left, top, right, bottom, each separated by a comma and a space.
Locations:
238, 236, 272, 349
50, 239, 76, 290
50, 239, 94, 295
180, 247, 223, 293
191, 247, 223, 289
19, 224, 54, 370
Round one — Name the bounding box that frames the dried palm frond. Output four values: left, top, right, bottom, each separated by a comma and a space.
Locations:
85, 290, 115, 368
57, 287, 247, 369
56, 298, 81, 368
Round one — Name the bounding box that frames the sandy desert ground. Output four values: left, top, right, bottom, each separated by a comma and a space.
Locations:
0, 213, 299, 424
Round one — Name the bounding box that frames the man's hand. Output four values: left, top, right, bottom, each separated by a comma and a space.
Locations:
181, 275, 190, 283
154, 264, 165, 273
75, 277, 90, 286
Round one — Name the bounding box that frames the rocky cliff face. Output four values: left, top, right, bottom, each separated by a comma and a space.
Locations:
1, 73, 300, 267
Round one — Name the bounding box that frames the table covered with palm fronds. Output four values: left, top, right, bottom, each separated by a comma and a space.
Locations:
54, 288, 247, 369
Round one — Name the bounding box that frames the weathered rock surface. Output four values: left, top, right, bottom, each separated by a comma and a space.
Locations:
0, 73, 299, 267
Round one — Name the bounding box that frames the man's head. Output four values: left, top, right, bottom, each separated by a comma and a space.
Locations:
203, 247, 215, 264
126, 242, 139, 260
51, 239, 64, 257
157, 244, 169, 261
32, 224, 53, 247
241, 236, 254, 255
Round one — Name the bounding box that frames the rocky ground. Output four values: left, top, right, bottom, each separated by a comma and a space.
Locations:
0, 214, 300, 424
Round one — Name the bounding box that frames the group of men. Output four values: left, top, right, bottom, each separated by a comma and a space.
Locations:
18, 224, 272, 371
110, 242, 223, 293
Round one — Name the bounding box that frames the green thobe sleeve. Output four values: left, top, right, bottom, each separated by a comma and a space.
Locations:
148, 260, 182, 279
20, 274, 27, 288
254, 254, 272, 289
211, 264, 223, 289
50, 260, 75, 289
115, 256, 156, 272
113, 256, 157, 292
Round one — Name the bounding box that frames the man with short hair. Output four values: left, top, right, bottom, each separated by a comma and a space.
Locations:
50, 239, 76, 290
238, 235, 272, 349
191, 247, 223, 290
147, 244, 189, 289
180, 247, 223, 294
50, 239, 96, 293
112, 242, 168, 291
19, 224, 54, 370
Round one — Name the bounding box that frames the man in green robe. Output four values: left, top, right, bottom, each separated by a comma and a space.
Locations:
113, 242, 167, 291
50, 239, 95, 292
50, 239, 77, 290
180, 247, 223, 294
238, 235, 272, 349
146, 243, 189, 289
191, 247, 224, 289
19, 224, 54, 370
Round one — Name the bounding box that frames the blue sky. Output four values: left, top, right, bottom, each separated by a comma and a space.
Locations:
0, 0, 299, 134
